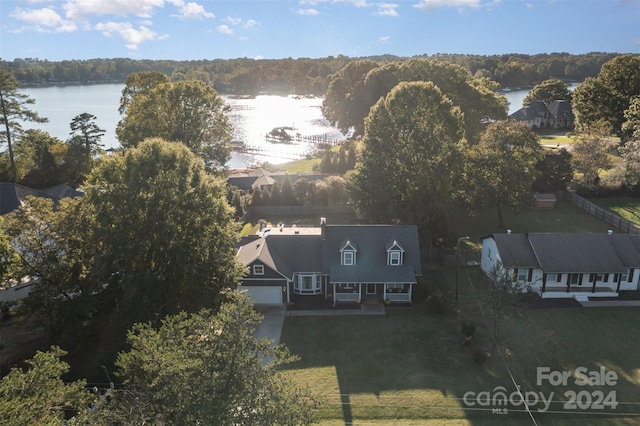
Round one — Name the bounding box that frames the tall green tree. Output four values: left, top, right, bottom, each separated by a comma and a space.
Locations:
2, 196, 103, 325
68, 112, 105, 157
531, 148, 574, 193
0, 346, 96, 426
117, 80, 232, 169
572, 55, 640, 139
87, 138, 244, 325
66, 112, 105, 181
523, 78, 572, 104
618, 139, 640, 190
348, 81, 466, 238
621, 95, 640, 141
321, 59, 379, 136
118, 71, 170, 115
467, 120, 543, 228
323, 59, 507, 142
13, 129, 67, 187
0, 69, 48, 181
0, 216, 19, 286
571, 126, 613, 188
112, 293, 319, 425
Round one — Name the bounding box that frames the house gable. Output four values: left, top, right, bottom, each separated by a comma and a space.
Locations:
322, 225, 422, 282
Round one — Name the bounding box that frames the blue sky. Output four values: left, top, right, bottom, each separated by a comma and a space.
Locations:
1, 0, 639, 61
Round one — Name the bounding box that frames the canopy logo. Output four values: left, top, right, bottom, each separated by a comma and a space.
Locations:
463, 366, 618, 414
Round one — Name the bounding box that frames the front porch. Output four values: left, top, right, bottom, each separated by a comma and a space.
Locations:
332, 282, 412, 305
541, 286, 619, 299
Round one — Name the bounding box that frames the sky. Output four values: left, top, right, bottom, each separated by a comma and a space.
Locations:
1, 0, 639, 61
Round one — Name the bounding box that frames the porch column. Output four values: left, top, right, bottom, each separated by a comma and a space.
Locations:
358, 283, 362, 301
287, 280, 291, 304
332, 283, 336, 306
566, 274, 570, 293
592, 276, 597, 293
541, 273, 547, 294
616, 274, 622, 292
408, 283, 413, 302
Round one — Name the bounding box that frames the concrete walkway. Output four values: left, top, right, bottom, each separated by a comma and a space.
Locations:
579, 300, 640, 308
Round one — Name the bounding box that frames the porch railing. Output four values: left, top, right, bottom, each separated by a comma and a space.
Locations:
384, 292, 411, 302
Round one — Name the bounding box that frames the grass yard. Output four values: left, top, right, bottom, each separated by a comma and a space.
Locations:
588, 197, 640, 226
280, 269, 640, 425
539, 134, 577, 149
447, 199, 614, 242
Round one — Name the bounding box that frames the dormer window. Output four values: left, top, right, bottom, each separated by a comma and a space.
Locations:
386, 238, 404, 266
340, 240, 357, 266
388, 251, 402, 266
253, 264, 264, 275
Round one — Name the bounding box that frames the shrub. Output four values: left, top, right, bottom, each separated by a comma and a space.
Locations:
460, 319, 476, 338
425, 291, 449, 315
472, 348, 490, 364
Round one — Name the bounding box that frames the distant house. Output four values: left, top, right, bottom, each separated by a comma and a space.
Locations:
481, 232, 640, 301
509, 100, 574, 131
227, 167, 327, 191
0, 183, 84, 216
236, 219, 423, 306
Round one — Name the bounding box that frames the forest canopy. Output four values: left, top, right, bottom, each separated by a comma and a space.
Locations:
0, 52, 628, 95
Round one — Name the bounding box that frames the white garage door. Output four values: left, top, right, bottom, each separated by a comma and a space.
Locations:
241, 286, 283, 305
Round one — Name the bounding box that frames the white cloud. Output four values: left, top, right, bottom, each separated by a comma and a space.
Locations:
221, 17, 259, 30
379, 35, 391, 44
374, 3, 399, 16
217, 24, 233, 35
296, 8, 320, 15
172, 1, 215, 19
224, 16, 244, 25
332, 0, 370, 7
94, 21, 165, 50
413, 0, 483, 12
10, 7, 78, 32
243, 19, 258, 29
298, 0, 370, 8
63, 0, 165, 20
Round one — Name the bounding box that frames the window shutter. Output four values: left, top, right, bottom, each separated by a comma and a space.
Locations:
527, 269, 533, 282
630, 269, 635, 282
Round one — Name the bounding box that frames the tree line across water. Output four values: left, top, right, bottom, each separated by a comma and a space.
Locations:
1, 52, 625, 94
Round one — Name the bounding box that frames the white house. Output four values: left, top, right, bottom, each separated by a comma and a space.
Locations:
481, 232, 640, 300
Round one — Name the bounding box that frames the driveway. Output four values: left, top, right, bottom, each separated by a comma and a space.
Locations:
253, 305, 286, 345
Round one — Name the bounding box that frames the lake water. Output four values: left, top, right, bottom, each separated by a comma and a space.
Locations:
20, 83, 575, 168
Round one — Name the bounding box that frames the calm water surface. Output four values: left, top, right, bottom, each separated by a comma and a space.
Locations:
21, 83, 575, 167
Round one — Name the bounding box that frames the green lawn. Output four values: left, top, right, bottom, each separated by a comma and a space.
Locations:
448, 199, 614, 242
589, 197, 640, 226
539, 134, 577, 148
280, 269, 640, 425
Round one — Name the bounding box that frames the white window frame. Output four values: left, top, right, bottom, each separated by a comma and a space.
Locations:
342, 251, 355, 266
293, 273, 321, 294
253, 264, 264, 275
569, 273, 580, 285
388, 250, 403, 266
546, 273, 557, 283
517, 269, 527, 282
